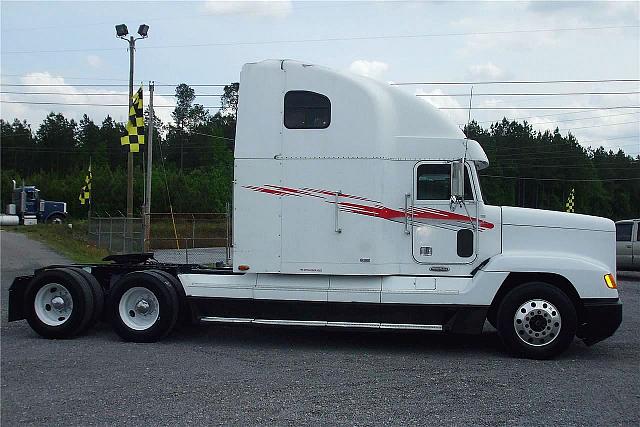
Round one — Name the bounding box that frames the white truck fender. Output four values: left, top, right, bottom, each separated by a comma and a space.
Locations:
481, 253, 617, 299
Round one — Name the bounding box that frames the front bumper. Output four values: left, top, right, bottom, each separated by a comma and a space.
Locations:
577, 298, 622, 346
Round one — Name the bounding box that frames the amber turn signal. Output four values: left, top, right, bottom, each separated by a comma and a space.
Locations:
238, 265, 250, 271
604, 274, 617, 289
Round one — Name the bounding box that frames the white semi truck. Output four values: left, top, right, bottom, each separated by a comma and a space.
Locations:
8, 60, 621, 359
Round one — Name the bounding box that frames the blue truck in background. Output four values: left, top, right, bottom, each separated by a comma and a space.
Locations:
6, 180, 68, 224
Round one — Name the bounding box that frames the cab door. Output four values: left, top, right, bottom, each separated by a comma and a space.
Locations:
24, 190, 38, 215
411, 161, 478, 265
634, 221, 640, 269
616, 221, 634, 270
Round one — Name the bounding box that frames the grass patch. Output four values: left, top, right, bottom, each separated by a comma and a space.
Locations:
3, 221, 109, 264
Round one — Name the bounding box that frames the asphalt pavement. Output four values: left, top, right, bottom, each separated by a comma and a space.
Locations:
1, 230, 639, 425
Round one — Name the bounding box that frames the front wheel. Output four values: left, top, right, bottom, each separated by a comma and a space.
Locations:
496, 282, 577, 359
46, 214, 66, 224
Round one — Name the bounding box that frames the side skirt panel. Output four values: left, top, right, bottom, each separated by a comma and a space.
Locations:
188, 297, 488, 334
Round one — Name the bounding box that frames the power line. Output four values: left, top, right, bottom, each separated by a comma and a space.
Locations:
0, 91, 223, 97
463, 111, 640, 126
3, 24, 638, 55
0, 83, 227, 87
0, 100, 223, 108
394, 78, 640, 86
417, 91, 640, 97
484, 142, 640, 156
479, 175, 640, 182
558, 120, 640, 131
5, 99, 639, 112
3, 79, 640, 88
9, 90, 639, 97
441, 106, 640, 110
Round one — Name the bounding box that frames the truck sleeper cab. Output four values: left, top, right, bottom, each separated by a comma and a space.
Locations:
8, 60, 621, 359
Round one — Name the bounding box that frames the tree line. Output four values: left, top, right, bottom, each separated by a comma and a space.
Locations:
1, 83, 638, 220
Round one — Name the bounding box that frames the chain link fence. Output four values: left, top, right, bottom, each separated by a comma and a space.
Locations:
87, 211, 231, 266
87, 216, 144, 254
147, 212, 231, 266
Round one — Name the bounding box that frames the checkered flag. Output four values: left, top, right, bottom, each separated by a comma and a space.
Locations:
79, 164, 92, 205
565, 188, 575, 213
120, 86, 145, 152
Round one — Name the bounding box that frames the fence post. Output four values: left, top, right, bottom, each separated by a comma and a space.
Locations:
123, 217, 127, 254
185, 238, 189, 264
109, 216, 113, 252
191, 214, 195, 251
97, 217, 102, 248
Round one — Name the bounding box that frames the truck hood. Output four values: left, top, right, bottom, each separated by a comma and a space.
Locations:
501, 206, 614, 232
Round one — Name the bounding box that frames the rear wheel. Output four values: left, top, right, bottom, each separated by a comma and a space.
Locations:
64, 267, 105, 325
496, 282, 577, 359
24, 269, 95, 339
108, 271, 179, 342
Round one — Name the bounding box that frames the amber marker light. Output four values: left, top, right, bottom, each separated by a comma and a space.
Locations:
604, 274, 617, 289
238, 265, 250, 271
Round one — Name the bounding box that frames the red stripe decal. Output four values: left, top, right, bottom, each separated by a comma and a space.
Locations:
244, 185, 494, 230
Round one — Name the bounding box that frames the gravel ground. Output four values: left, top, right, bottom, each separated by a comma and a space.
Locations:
1, 230, 639, 425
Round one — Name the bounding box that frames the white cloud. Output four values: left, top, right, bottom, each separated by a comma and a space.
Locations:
203, 0, 292, 18
86, 55, 103, 69
0, 72, 176, 128
348, 60, 390, 80
415, 88, 468, 126
468, 62, 504, 80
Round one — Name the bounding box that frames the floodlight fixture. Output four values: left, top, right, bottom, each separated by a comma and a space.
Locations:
115, 24, 128, 37
138, 24, 149, 38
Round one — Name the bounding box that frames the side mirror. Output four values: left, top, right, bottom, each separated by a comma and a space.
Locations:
451, 160, 465, 201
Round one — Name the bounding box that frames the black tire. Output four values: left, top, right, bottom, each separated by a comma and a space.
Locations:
46, 214, 66, 224
149, 269, 193, 325
108, 270, 179, 343
24, 268, 95, 339
64, 267, 105, 325
496, 282, 577, 359
487, 309, 498, 330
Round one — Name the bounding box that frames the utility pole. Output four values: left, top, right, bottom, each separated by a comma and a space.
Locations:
127, 35, 135, 218
144, 82, 155, 251
115, 23, 149, 218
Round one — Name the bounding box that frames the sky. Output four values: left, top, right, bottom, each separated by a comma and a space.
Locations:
1, 0, 639, 156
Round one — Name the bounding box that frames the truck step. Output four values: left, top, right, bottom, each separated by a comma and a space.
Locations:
200, 316, 443, 331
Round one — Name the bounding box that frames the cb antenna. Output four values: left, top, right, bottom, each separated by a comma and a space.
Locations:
463, 85, 473, 162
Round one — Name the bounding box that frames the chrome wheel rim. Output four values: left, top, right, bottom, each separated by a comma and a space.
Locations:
119, 287, 159, 331
514, 299, 561, 347
34, 283, 73, 326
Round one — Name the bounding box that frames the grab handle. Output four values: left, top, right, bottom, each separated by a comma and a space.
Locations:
404, 193, 411, 235
335, 191, 342, 233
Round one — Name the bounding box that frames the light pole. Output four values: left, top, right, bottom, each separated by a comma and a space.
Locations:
115, 23, 149, 218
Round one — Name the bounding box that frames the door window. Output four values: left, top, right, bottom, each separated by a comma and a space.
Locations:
616, 223, 633, 241
416, 164, 450, 200
416, 164, 474, 201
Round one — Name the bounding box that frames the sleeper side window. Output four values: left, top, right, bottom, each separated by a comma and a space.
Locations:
616, 223, 632, 242
284, 91, 331, 129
